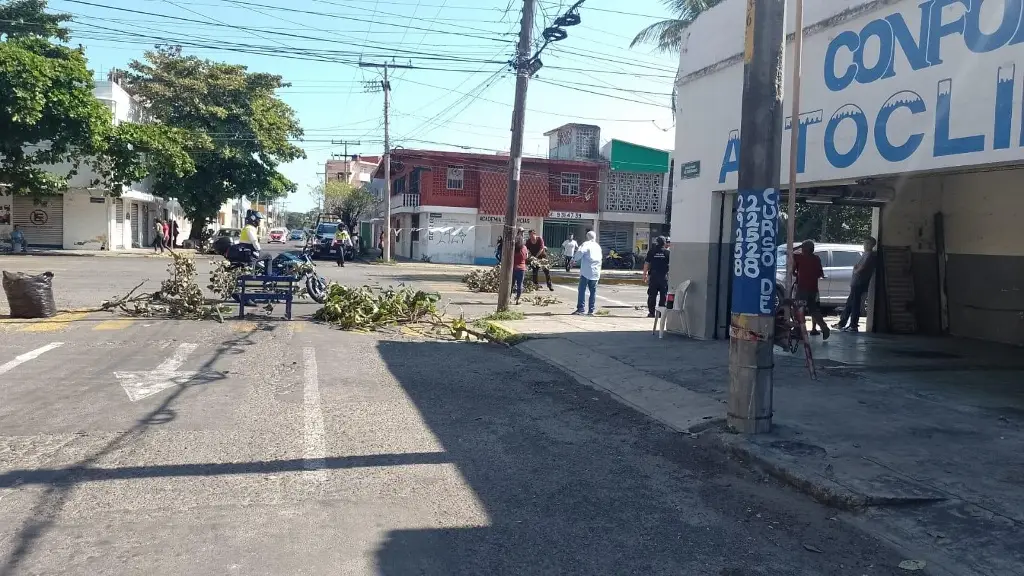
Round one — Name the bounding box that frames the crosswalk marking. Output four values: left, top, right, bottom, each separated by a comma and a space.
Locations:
0, 342, 64, 376
16, 311, 93, 333
93, 318, 136, 331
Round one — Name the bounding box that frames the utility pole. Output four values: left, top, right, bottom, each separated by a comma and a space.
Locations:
728, 0, 787, 434
330, 139, 362, 184
496, 0, 536, 311
362, 61, 412, 262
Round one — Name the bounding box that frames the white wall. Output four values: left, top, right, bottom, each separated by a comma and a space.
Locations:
473, 215, 542, 264
423, 212, 476, 264
63, 192, 109, 250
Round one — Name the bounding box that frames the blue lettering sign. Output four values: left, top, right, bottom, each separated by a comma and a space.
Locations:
732, 189, 779, 316
875, 91, 926, 162
934, 79, 985, 156
719, 129, 740, 183
996, 65, 1015, 149
784, 111, 824, 174
925, 0, 969, 66
824, 104, 869, 168
964, 0, 1022, 52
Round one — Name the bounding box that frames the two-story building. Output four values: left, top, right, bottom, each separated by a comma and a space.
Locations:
0, 80, 189, 250
375, 149, 603, 265
599, 138, 671, 254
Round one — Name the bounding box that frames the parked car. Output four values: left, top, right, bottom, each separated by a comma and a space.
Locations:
268, 227, 287, 244
289, 229, 305, 241
210, 228, 241, 255
312, 222, 355, 260
775, 242, 864, 309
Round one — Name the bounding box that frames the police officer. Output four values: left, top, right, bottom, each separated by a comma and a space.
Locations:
644, 236, 670, 318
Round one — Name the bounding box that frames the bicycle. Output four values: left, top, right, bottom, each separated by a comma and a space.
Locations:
772, 282, 818, 380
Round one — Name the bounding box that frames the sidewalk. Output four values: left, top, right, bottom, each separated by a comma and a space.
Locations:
1, 248, 210, 258
492, 314, 1024, 576
384, 258, 645, 285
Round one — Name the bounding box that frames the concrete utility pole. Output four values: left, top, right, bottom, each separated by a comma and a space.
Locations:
496, 0, 536, 312
727, 0, 787, 434
361, 61, 412, 262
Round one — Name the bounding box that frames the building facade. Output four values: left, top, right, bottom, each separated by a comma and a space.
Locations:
671, 0, 1024, 346
0, 81, 188, 250
375, 149, 602, 264
599, 138, 670, 255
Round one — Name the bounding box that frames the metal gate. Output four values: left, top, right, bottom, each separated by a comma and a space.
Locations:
598, 220, 632, 253
543, 219, 590, 255
130, 202, 140, 247
13, 195, 63, 248
114, 199, 125, 249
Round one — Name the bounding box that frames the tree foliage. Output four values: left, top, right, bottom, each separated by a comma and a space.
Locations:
116, 46, 305, 237
781, 204, 873, 245
311, 180, 376, 232
0, 1, 195, 195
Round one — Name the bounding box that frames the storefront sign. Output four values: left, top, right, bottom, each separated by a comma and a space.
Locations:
713, 0, 1024, 185
680, 160, 701, 179
29, 209, 48, 226
548, 211, 594, 220
478, 215, 532, 225
731, 189, 779, 316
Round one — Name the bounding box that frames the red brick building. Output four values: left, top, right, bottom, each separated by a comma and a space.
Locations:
374, 149, 604, 264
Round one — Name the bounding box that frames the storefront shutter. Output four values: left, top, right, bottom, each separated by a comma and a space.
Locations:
13, 195, 63, 248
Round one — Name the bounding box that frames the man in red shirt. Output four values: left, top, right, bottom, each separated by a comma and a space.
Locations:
525, 230, 554, 291
511, 237, 529, 305
792, 240, 830, 339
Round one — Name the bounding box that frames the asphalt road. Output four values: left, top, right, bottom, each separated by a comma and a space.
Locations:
0, 251, 905, 575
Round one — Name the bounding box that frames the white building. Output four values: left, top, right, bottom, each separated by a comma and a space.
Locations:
0, 80, 189, 250
671, 0, 1024, 346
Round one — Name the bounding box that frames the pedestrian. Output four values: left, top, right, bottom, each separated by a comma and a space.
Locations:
793, 240, 830, 339
834, 236, 878, 333
162, 219, 173, 252
644, 236, 670, 318
10, 225, 26, 252
170, 219, 179, 248
561, 234, 578, 273
152, 218, 165, 253
378, 230, 385, 255
572, 230, 602, 316
511, 235, 529, 305
525, 230, 554, 291
336, 224, 350, 267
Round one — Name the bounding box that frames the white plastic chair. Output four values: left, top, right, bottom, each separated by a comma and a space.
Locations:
653, 280, 692, 339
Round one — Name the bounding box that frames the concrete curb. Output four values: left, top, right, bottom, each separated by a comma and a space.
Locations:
2, 251, 213, 259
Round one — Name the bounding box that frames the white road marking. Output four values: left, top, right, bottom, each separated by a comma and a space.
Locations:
302, 347, 327, 486
114, 343, 198, 402
554, 283, 634, 308
0, 342, 64, 376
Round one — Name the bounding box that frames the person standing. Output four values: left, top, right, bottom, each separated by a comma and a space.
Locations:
511, 236, 529, 305
834, 236, 878, 333
525, 230, 554, 291
378, 230, 385, 256
170, 219, 180, 248
10, 225, 26, 252
793, 240, 830, 339
643, 236, 670, 318
561, 234, 578, 273
336, 224, 351, 267
162, 219, 173, 252
572, 231, 602, 316
152, 218, 165, 253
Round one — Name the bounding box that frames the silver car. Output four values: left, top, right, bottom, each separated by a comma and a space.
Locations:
776, 243, 864, 309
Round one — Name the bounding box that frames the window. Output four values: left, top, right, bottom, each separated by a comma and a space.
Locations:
334, 172, 345, 181
831, 250, 861, 267
446, 165, 464, 190
411, 214, 420, 241
394, 176, 406, 195
560, 172, 581, 196
410, 168, 420, 194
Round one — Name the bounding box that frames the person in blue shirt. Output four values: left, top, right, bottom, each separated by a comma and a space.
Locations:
10, 225, 26, 252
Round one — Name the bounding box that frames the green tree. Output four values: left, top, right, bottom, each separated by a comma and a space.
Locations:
0, 0, 187, 195
311, 180, 376, 233
630, 0, 724, 52
117, 46, 305, 239
781, 204, 873, 245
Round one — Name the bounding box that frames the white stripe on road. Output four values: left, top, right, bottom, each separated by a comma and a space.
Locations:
554, 283, 633, 308
0, 342, 63, 376
302, 347, 327, 487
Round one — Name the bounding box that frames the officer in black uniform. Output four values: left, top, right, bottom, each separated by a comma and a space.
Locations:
644, 235, 671, 318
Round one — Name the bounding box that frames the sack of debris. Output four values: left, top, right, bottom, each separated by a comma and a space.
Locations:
2, 270, 58, 319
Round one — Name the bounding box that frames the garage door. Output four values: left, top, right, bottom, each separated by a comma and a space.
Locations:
114, 199, 125, 249
130, 202, 140, 247
599, 221, 632, 253
13, 195, 63, 248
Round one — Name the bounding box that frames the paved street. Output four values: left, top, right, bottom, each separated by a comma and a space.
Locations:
0, 252, 908, 575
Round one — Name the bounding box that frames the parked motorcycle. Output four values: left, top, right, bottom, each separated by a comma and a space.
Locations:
602, 249, 638, 270
226, 247, 328, 304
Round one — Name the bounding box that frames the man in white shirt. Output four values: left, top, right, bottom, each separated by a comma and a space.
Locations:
572, 231, 602, 316
561, 234, 578, 272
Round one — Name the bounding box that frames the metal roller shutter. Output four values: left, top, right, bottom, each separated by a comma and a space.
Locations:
114, 199, 125, 249
13, 195, 63, 248
599, 221, 632, 253
130, 202, 140, 247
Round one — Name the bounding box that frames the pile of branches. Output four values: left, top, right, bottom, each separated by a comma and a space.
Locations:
100, 253, 229, 321
313, 284, 442, 330
462, 266, 541, 294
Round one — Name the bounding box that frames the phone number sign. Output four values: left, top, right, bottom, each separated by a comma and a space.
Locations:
731, 188, 779, 315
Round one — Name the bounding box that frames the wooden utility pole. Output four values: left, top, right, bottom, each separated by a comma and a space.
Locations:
496, 0, 536, 311
728, 0, 787, 434
785, 0, 804, 291
361, 61, 412, 262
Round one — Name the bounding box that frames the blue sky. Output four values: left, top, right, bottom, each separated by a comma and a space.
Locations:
55, 0, 679, 212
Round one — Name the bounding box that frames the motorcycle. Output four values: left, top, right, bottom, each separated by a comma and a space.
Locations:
602, 249, 638, 270
226, 246, 328, 304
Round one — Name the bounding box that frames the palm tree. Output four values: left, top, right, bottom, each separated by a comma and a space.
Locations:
630, 0, 725, 115
629, 0, 724, 53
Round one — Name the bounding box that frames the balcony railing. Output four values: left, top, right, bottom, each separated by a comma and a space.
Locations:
392, 192, 421, 208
